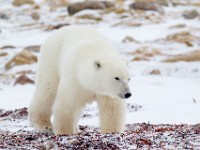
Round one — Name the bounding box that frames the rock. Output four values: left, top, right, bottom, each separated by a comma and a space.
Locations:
129, 47, 161, 56
183, 10, 199, 19
16, 70, 34, 75
166, 31, 199, 46
33, 4, 40, 9
13, 0, 35, 6
23, 45, 40, 52
0, 52, 8, 57
1, 45, 16, 50
115, 8, 126, 14
169, 24, 186, 29
66, 139, 78, 145
76, 14, 102, 22
112, 21, 141, 27
31, 12, 40, 20
171, 0, 189, 6
144, 13, 163, 24
45, 0, 68, 7
5, 50, 37, 70
156, 0, 169, 6
45, 23, 70, 31
129, 0, 164, 13
127, 103, 142, 113
150, 69, 161, 75
132, 56, 149, 61
184, 41, 193, 47
67, 1, 115, 15
122, 36, 139, 43
14, 74, 34, 86
143, 52, 154, 57
192, 2, 200, 7
0, 13, 9, 20
129, 47, 162, 61
43, 141, 57, 150
163, 51, 200, 62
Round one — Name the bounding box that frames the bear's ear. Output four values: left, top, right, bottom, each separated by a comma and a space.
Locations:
94, 60, 101, 70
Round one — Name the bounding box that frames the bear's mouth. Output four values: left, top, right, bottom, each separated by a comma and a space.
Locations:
119, 94, 125, 99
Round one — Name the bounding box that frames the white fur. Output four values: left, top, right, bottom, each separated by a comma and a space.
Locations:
29, 26, 131, 135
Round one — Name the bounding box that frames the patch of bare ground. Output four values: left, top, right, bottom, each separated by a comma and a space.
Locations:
163, 51, 200, 62
0, 108, 200, 149
128, 47, 162, 61
166, 31, 200, 47
5, 50, 38, 70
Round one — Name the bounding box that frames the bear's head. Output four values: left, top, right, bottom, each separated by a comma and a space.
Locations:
78, 59, 132, 100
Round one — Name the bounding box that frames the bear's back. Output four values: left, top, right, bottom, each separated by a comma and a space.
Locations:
50, 26, 106, 49
38, 26, 118, 78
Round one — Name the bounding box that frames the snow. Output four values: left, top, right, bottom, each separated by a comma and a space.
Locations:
0, 84, 34, 109
128, 76, 200, 124
0, 0, 200, 133
0, 29, 49, 46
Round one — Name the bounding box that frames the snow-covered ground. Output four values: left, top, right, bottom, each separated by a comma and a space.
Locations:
0, 0, 200, 132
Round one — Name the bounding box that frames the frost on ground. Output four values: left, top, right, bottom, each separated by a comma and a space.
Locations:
0, 0, 200, 149
1, 108, 200, 149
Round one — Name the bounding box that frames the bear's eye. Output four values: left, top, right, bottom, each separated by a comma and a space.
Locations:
115, 77, 120, 81
128, 78, 130, 81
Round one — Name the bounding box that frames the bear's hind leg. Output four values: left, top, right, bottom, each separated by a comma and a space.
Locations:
29, 84, 57, 132
97, 96, 126, 133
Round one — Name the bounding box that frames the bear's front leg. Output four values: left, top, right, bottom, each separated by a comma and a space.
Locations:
52, 82, 83, 135
97, 96, 126, 133
53, 99, 82, 135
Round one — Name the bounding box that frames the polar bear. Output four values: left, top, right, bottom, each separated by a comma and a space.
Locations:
29, 26, 131, 135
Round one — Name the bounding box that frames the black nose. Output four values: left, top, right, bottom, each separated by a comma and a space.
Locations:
124, 92, 132, 99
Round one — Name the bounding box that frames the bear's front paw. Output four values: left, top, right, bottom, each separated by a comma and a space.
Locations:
53, 125, 77, 135
31, 120, 53, 133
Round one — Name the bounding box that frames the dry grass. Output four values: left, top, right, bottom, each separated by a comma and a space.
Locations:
5, 50, 37, 70
166, 31, 200, 47
163, 51, 200, 62
129, 47, 162, 61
